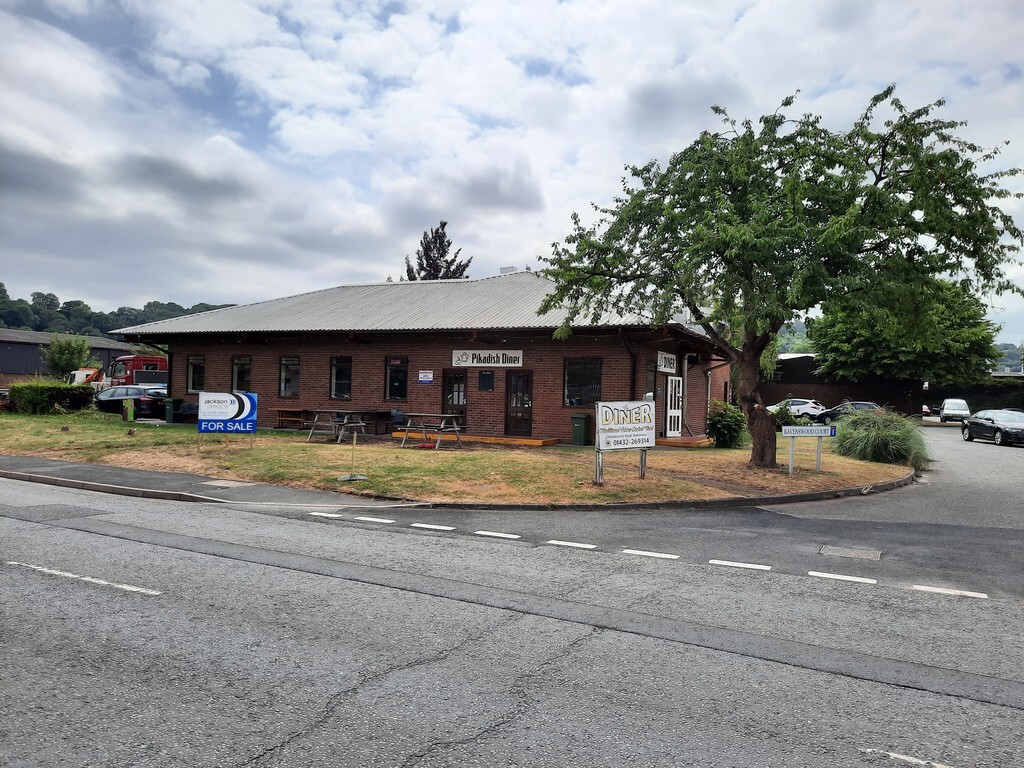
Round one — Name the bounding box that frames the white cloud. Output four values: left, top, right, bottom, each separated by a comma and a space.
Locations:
0, 0, 1022, 342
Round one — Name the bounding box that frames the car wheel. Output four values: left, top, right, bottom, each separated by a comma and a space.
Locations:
822, 416, 833, 425
994, 429, 1004, 446
961, 426, 973, 442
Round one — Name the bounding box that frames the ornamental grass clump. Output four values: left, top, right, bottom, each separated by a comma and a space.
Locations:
832, 409, 931, 473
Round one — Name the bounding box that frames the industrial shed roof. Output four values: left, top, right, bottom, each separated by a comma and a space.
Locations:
0, 329, 133, 350
114, 271, 708, 340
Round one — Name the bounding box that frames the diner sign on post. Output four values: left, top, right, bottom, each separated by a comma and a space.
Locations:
198, 392, 258, 434
593, 400, 656, 485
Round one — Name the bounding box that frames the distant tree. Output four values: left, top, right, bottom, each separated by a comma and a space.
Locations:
808, 280, 1001, 385
541, 87, 1023, 468
42, 334, 93, 379
3, 301, 36, 329
0, 282, 10, 300
404, 221, 472, 280
31, 292, 60, 311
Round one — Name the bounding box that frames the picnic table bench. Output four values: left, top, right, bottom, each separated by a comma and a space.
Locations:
398, 412, 463, 449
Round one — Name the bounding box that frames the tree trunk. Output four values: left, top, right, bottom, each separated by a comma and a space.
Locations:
737, 353, 778, 469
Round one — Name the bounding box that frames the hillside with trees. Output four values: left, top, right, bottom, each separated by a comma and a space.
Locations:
0, 282, 231, 339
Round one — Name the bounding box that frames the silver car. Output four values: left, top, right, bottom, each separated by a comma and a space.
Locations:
939, 398, 971, 422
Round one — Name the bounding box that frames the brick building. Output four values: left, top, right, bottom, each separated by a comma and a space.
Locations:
115, 272, 731, 443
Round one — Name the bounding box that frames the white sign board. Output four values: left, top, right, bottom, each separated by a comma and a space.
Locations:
596, 401, 657, 451
782, 425, 837, 437
418, 370, 433, 383
198, 392, 258, 434
452, 349, 523, 367
657, 351, 677, 374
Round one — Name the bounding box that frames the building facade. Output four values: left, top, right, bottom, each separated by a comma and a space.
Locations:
0, 329, 133, 387
116, 273, 731, 442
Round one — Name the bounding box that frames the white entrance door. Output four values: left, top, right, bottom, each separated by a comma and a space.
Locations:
666, 376, 683, 437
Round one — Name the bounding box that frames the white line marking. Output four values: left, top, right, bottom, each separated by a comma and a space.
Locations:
913, 585, 988, 599
622, 549, 679, 560
808, 571, 878, 584
709, 559, 772, 571
7, 561, 161, 596
354, 516, 396, 524
474, 530, 521, 539
547, 540, 598, 549
859, 747, 954, 767
308, 512, 345, 518
410, 523, 456, 531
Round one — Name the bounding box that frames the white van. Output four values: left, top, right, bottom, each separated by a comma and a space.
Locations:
939, 398, 971, 423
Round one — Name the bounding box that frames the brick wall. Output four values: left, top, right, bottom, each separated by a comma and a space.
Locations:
167, 332, 727, 442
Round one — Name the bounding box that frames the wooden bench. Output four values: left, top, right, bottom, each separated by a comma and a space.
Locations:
274, 408, 307, 429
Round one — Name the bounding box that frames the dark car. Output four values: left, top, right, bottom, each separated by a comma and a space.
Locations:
94, 385, 168, 419
961, 409, 1024, 446
815, 400, 883, 425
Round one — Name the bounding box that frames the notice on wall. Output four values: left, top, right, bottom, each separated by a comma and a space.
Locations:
657, 351, 677, 374
418, 370, 433, 383
198, 392, 258, 433
596, 400, 656, 451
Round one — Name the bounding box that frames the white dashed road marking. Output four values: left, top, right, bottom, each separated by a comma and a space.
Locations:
622, 549, 680, 560
410, 523, 456, 531
709, 559, 772, 571
354, 516, 396, 524
859, 747, 954, 767
474, 531, 521, 539
7, 561, 162, 596
808, 571, 878, 584
308, 512, 345, 519
546, 540, 598, 549
913, 585, 988, 599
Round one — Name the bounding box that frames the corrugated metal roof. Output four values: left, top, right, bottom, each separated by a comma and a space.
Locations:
0, 329, 133, 349
114, 271, 701, 337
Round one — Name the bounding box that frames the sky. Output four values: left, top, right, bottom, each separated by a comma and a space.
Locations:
1, 0, 1023, 343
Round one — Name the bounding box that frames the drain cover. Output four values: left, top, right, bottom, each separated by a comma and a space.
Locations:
819, 544, 882, 560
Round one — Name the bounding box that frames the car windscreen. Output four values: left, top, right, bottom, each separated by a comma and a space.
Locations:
946, 400, 968, 409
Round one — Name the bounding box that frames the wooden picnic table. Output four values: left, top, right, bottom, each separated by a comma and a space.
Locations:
398, 412, 464, 449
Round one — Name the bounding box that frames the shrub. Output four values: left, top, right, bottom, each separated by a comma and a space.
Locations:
706, 399, 748, 448
772, 401, 813, 430
832, 409, 931, 472
7, 381, 95, 415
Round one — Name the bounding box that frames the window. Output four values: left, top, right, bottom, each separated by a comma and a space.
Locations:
187, 355, 205, 393
564, 358, 602, 406
385, 355, 408, 400
232, 356, 251, 393
645, 361, 656, 401
279, 356, 300, 398
331, 356, 352, 400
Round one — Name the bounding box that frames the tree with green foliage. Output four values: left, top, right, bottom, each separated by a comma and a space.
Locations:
42, 334, 95, 379
809, 279, 1001, 385
404, 221, 472, 280
540, 86, 1023, 468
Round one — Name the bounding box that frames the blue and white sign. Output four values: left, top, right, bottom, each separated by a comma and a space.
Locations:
198, 392, 258, 434
782, 425, 837, 437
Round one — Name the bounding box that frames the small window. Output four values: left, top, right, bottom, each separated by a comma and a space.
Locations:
385, 355, 408, 400
187, 355, 205, 393
564, 358, 602, 406
331, 356, 352, 400
280, 356, 300, 398
232, 356, 251, 393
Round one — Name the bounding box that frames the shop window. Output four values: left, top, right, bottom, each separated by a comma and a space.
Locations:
564, 358, 602, 406
279, 356, 300, 398
645, 360, 656, 401
385, 355, 408, 400
187, 355, 205, 393
331, 356, 352, 400
232, 356, 251, 393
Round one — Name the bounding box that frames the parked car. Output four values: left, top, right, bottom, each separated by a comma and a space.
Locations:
939, 398, 971, 422
815, 401, 883, 424
94, 385, 168, 419
766, 398, 826, 419
961, 409, 1024, 446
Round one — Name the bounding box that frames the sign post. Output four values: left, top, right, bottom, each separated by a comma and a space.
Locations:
593, 401, 657, 486
781, 424, 837, 475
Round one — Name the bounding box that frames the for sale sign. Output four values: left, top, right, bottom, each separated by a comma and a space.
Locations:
198, 392, 258, 433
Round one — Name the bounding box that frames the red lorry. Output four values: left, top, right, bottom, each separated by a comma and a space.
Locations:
108, 355, 168, 387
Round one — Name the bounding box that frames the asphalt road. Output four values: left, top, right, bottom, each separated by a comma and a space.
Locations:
1, 426, 1022, 767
